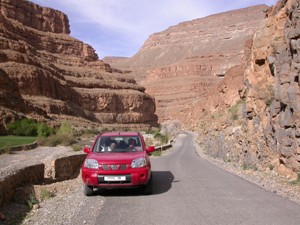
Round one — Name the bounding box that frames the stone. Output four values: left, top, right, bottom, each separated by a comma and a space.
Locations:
32, 204, 40, 210
277, 83, 290, 104
270, 100, 281, 117
277, 164, 298, 180
288, 83, 300, 111
280, 107, 294, 128
287, 157, 300, 171
267, 55, 276, 64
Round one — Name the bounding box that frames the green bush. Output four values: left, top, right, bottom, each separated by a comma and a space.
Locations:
149, 127, 160, 135
27, 192, 38, 209
152, 150, 162, 156
37, 121, 76, 147
57, 121, 73, 136
7, 118, 38, 136
37, 123, 55, 137
154, 132, 169, 145
7, 118, 55, 137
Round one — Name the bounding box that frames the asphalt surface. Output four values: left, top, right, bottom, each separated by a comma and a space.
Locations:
81, 133, 300, 225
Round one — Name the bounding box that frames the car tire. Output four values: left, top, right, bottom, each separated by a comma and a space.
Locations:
83, 184, 94, 196
142, 173, 153, 195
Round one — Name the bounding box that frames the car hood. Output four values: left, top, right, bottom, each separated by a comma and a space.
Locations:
86, 151, 146, 164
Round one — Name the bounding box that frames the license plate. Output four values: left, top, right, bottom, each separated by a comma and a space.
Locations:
104, 176, 126, 181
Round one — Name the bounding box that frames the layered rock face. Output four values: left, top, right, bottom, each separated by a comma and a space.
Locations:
192, 0, 300, 176
245, 0, 300, 176
108, 5, 269, 122
0, 0, 157, 134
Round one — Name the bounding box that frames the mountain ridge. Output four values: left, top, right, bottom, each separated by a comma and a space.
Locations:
0, 0, 158, 134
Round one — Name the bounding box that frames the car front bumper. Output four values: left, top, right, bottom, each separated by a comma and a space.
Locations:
82, 167, 151, 188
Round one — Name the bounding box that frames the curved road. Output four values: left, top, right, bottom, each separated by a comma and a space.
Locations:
82, 133, 300, 225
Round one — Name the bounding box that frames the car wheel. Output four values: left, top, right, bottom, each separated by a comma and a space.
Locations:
142, 174, 153, 195
83, 184, 94, 196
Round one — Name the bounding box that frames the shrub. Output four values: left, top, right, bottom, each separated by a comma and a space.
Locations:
242, 164, 258, 171
268, 164, 274, 171
149, 127, 160, 135
56, 121, 73, 136
37, 122, 76, 147
152, 150, 162, 156
44, 135, 63, 147
7, 118, 55, 137
71, 144, 82, 152
99, 127, 110, 133
36, 137, 47, 146
7, 118, 38, 136
62, 134, 77, 146
55, 121, 76, 146
40, 189, 54, 201
154, 132, 169, 145
74, 128, 99, 138
27, 192, 38, 209
228, 100, 244, 121
37, 123, 55, 137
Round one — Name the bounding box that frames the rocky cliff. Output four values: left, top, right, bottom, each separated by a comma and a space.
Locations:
0, 0, 158, 134
191, 0, 300, 177
107, 5, 269, 122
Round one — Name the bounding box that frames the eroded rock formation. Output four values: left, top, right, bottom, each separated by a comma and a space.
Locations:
107, 5, 269, 122
0, 0, 158, 133
191, 0, 300, 177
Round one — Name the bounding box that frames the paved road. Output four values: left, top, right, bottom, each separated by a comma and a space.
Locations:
82, 133, 300, 225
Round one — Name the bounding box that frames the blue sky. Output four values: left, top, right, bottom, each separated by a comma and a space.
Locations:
29, 0, 278, 58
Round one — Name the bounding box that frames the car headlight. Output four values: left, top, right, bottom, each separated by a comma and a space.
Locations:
84, 159, 99, 169
131, 158, 147, 168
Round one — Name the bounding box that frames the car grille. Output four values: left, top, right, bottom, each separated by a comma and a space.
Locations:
101, 164, 127, 171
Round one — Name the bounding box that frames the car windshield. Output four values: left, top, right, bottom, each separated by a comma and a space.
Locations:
92, 135, 143, 153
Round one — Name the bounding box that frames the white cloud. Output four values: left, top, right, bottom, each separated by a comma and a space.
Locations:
29, 0, 278, 57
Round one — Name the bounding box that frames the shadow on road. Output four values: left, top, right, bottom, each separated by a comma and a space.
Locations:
152, 171, 174, 195
94, 171, 174, 197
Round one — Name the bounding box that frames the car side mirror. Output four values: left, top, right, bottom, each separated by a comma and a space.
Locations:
83, 147, 91, 154
146, 146, 155, 153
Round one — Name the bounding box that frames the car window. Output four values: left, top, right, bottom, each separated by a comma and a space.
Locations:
92, 135, 142, 153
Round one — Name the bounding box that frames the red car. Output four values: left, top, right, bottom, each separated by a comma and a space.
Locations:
81, 131, 155, 196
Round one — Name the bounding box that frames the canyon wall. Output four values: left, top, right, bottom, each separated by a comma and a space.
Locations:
107, 5, 269, 122
192, 0, 300, 176
0, 0, 158, 134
